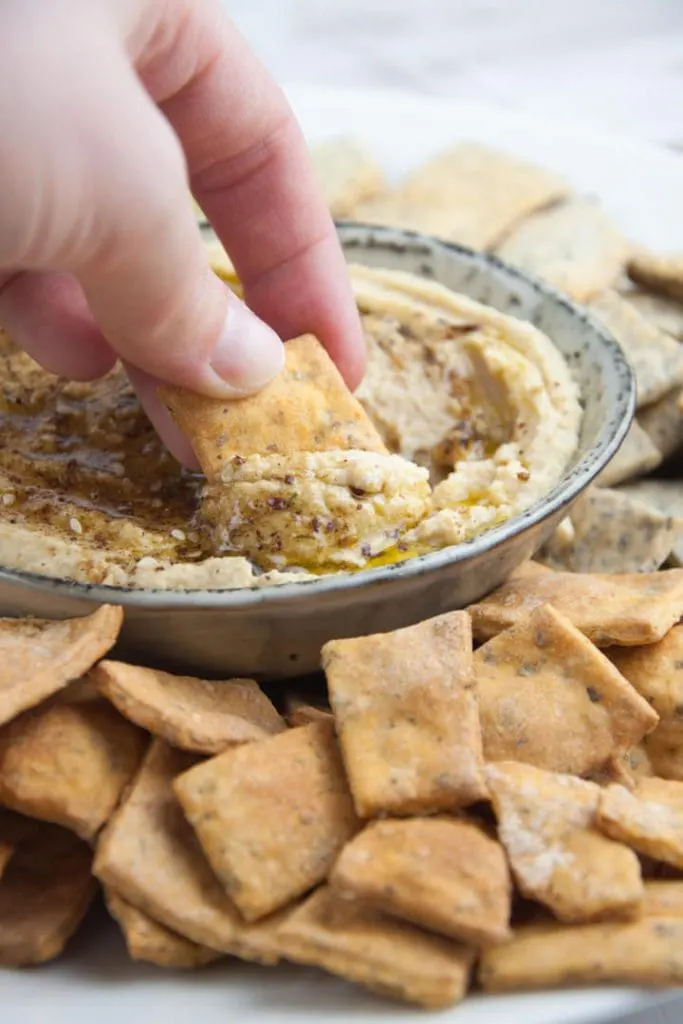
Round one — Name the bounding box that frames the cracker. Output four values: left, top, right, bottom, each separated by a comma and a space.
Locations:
588, 291, 683, 407
283, 693, 334, 728
597, 777, 683, 870
395, 142, 570, 250
618, 480, 683, 567
94, 740, 292, 964
310, 137, 386, 218
539, 487, 679, 574
323, 611, 486, 818
645, 721, 683, 782
628, 252, 683, 302
496, 198, 628, 301
92, 661, 285, 755
275, 885, 474, 1010
609, 623, 683, 721
643, 879, 683, 917
0, 826, 95, 965
596, 419, 662, 487
0, 841, 13, 880
329, 816, 511, 946
479, 915, 683, 992
174, 720, 359, 921
0, 604, 123, 729
0, 700, 147, 841
485, 762, 643, 923
160, 334, 387, 479
104, 889, 220, 969
475, 604, 657, 775
638, 387, 683, 460
624, 289, 683, 341
468, 567, 683, 646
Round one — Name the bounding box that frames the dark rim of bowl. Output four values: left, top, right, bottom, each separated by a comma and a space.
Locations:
0, 226, 635, 609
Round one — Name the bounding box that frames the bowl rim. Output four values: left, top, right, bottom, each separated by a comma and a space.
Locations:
0, 226, 636, 610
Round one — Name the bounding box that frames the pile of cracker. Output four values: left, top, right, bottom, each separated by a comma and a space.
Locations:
5, 562, 683, 1008
202, 137, 683, 576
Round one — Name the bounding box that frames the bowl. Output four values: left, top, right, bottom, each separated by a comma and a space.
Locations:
0, 225, 635, 679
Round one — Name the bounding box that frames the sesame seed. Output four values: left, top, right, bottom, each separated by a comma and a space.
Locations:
170, 528, 186, 542
2, 493, 16, 507
69, 517, 83, 535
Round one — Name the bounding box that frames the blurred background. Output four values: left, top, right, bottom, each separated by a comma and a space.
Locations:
225, 0, 683, 148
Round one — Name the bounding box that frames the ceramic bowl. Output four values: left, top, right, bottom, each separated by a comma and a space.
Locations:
0, 225, 635, 679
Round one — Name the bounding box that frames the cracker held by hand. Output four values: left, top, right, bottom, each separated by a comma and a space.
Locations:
174, 720, 359, 921
275, 885, 475, 1010
0, 825, 95, 966
627, 251, 683, 302
0, 604, 122, 730
92, 661, 285, 755
476, 604, 657, 775
323, 611, 486, 818
329, 816, 511, 947
0, 700, 147, 841
105, 889, 221, 969
597, 777, 683, 870
479, 915, 683, 992
485, 761, 643, 923
160, 334, 387, 479
94, 740, 290, 964
468, 567, 683, 646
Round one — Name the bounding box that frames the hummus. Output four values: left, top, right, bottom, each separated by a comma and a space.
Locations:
0, 266, 581, 589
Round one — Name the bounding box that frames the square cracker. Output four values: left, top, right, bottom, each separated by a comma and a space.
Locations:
596, 419, 662, 487
0, 699, 147, 840
627, 251, 683, 302
92, 661, 285, 755
475, 604, 657, 776
329, 816, 511, 947
597, 777, 683, 870
0, 825, 95, 965
638, 387, 683, 460
608, 623, 683, 722
479, 915, 683, 992
539, 487, 680, 574
310, 137, 386, 218
485, 761, 643, 923
395, 142, 569, 250
275, 885, 474, 1010
468, 567, 683, 647
495, 197, 628, 301
94, 740, 293, 964
644, 721, 683, 782
174, 720, 359, 921
104, 889, 220, 969
643, 879, 683, 917
624, 288, 683, 341
616, 480, 683, 567
0, 604, 123, 729
160, 334, 387, 480
588, 291, 683, 407
323, 610, 486, 818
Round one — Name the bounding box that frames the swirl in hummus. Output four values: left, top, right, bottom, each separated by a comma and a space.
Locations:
0, 265, 581, 589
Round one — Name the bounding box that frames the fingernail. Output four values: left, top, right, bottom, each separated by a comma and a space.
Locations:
209, 299, 284, 395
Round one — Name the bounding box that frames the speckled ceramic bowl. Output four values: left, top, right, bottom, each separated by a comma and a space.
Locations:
0, 225, 634, 679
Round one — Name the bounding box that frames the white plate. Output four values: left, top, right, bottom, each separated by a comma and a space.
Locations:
2, 87, 683, 1024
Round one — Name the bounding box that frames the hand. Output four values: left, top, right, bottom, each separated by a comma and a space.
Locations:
0, 0, 365, 463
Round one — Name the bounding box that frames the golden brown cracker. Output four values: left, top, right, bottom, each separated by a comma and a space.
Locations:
160, 334, 387, 479
485, 761, 643, 923
283, 692, 334, 728
329, 816, 511, 947
468, 567, 683, 646
588, 291, 683, 407
628, 252, 683, 303
0, 826, 95, 965
597, 777, 683, 870
92, 661, 285, 755
0, 700, 147, 841
0, 604, 123, 729
643, 879, 683, 917
323, 611, 486, 818
94, 740, 290, 964
645, 721, 683, 782
496, 198, 628, 301
479, 915, 683, 992
476, 604, 657, 775
310, 136, 386, 217
174, 720, 359, 922
596, 419, 662, 487
105, 889, 221, 969
275, 885, 474, 1010
608, 624, 683, 721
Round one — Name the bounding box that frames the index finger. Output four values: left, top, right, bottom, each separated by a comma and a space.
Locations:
134, 2, 366, 389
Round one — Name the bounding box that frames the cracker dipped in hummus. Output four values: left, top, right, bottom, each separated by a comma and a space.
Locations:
0, 266, 581, 589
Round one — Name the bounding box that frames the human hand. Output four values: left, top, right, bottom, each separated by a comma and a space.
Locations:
0, 0, 365, 463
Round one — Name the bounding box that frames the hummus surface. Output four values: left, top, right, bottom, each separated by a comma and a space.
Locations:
0, 266, 581, 589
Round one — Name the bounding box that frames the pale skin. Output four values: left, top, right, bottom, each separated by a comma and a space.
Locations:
0, 0, 366, 464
